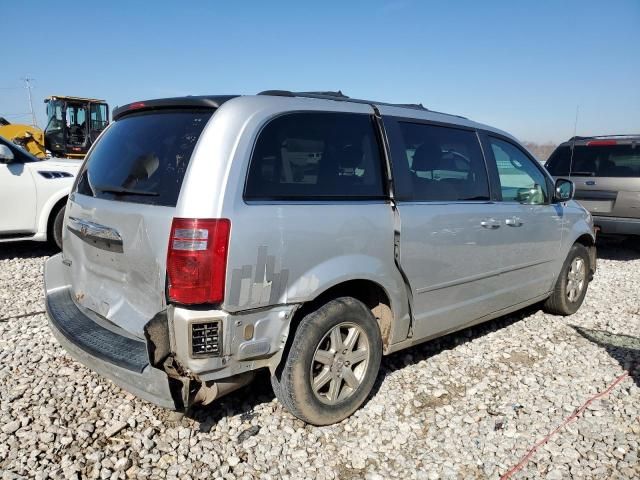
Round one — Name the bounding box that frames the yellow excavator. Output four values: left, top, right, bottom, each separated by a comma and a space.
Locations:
0, 95, 109, 159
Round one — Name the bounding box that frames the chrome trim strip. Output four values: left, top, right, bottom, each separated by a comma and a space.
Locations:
67, 217, 124, 253
67, 217, 122, 242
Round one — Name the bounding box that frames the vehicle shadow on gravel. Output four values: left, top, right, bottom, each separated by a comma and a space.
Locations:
368, 304, 543, 401
596, 237, 640, 261
189, 304, 542, 431
187, 372, 278, 433
0, 241, 58, 260
571, 326, 640, 387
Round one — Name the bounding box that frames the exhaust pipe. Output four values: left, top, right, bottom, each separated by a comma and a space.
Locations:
192, 371, 255, 406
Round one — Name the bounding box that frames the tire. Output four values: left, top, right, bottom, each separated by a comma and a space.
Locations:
543, 243, 591, 316
49, 205, 66, 250
271, 297, 382, 425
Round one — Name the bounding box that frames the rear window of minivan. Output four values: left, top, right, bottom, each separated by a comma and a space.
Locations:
75, 110, 213, 206
546, 144, 640, 177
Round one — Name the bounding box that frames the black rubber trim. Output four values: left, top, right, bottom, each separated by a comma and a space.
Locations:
574, 190, 618, 200
46, 289, 149, 373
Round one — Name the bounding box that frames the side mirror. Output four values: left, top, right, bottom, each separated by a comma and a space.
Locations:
0, 144, 15, 164
554, 178, 575, 202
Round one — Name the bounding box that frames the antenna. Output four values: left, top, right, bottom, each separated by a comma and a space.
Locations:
568, 105, 579, 179
21, 76, 38, 128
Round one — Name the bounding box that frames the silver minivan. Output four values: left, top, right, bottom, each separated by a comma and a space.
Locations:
44, 91, 596, 425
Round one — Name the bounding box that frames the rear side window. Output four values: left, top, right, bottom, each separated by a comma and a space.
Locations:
546, 144, 640, 177
245, 112, 385, 200
76, 110, 213, 206
393, 122, 490, 202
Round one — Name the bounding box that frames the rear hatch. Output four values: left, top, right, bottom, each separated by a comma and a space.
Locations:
64, 108, 214, 337
546, 139, 640, 218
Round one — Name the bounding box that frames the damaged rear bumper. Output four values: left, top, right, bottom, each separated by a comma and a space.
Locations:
47, 294, 180, 409
45, 255, 185, 409
44, 254, 291, 410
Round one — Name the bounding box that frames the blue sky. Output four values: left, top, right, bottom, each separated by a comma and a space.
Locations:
1, 0, 638, 143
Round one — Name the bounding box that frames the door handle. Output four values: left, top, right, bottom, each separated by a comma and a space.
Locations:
505, 216, 523, 227
480, 218, 500, 229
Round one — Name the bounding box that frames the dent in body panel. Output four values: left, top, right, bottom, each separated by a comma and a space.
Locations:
64, 196, 170, 337
171, 304, 297, 381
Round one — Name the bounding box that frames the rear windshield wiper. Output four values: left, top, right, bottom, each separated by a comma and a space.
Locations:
94, 184, 159, 196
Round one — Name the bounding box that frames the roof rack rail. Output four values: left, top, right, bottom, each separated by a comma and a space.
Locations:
590, 134, 640, 138
256, 89, 465, 116
260, 90, 350, 99
569, 134, 640, 141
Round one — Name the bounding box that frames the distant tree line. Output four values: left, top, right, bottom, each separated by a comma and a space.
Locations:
522, 142, 558, 163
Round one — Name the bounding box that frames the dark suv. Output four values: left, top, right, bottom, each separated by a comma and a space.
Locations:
546, 135, 640, 236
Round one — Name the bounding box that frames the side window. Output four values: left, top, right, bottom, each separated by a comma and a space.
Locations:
245, 112, 384, 200
394, 122, 490, 202
489, 137, 549, 204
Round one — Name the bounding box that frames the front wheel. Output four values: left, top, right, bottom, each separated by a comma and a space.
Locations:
271, 297, 382, 425
544, 243, 591, 315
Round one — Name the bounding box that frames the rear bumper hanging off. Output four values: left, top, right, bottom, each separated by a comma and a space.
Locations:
44, 254, 184, 410
44, 254, 280, 409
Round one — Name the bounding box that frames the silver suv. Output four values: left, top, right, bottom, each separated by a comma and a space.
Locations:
546, 135, 640, 237
44, 91, 596, 425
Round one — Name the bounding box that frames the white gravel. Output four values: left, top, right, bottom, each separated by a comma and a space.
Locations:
0, 240, 638, 479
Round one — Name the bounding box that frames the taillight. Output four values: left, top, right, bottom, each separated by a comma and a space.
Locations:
587, 140, 617, 146
166, 218, 231, 305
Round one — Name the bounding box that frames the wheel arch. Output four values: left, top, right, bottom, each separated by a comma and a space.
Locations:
273, 278, 395, 380
574, 233, 597, 275
38, 189, 69, 239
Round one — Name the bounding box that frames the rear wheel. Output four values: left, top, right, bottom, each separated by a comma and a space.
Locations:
271, 297, 382, 425
544, 243, 591, 315
49, 205, 66, 250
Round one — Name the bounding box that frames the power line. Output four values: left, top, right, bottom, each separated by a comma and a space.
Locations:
20, 76, 38, 128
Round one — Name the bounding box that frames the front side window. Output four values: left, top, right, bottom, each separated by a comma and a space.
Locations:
490, 137, 548, 204
394, 122, 490, 202
245, 112, 384, 200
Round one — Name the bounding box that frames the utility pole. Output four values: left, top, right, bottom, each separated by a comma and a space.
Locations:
22, 76, 38, 128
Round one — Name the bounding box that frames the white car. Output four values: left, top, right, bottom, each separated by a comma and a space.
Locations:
0, 136, 80, 249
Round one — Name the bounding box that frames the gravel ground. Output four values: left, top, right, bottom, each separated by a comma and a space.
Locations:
0, 240, 638, 479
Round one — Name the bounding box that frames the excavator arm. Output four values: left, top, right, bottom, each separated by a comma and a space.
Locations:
0, 121, 47, 158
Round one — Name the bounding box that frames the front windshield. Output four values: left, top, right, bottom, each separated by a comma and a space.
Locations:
45, 100, 64, 134
66, 104, 88, 147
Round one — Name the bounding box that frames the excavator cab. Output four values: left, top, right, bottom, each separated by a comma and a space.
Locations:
44, 96, 109, 158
